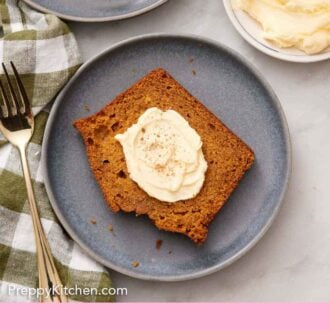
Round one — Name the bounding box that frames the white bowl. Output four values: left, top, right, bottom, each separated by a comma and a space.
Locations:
223, 0, 330, 63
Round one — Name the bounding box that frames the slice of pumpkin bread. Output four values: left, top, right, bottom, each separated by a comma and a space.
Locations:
73, 68, 254, 244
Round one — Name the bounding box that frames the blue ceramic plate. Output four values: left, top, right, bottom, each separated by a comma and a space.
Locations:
42, 34, 291, 281
22, 0, 168, 22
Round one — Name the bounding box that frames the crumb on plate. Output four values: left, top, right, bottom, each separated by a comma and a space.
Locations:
83, 104, 91, 112
156, 239, 163, 250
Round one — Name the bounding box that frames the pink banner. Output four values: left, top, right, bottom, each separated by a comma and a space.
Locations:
2, 303, 330, 329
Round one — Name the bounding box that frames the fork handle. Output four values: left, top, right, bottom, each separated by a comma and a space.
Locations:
18, 145, 68, 303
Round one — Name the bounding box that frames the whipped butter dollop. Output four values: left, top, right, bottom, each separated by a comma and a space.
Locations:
115, 107, 208, 203
233, 0, 330, 54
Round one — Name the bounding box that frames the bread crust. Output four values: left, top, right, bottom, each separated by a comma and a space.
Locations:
74, 68, 254, 244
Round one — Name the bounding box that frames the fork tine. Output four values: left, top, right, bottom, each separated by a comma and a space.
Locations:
0, 81, 4, 119
0, 79, 11, 118
10, 62, 30, 115
2, 63, 20, 115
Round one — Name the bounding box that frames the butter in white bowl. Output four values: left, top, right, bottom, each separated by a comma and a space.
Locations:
232, 0, 330, 55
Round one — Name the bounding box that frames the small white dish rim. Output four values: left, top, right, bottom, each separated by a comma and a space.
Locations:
223, 0, 330, 63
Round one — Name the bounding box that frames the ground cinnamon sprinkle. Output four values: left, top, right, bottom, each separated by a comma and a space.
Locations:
154, 164, 165, 172
90, 218, 97, 225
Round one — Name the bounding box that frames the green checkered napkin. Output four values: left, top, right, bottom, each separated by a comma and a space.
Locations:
0, 0, 115, 302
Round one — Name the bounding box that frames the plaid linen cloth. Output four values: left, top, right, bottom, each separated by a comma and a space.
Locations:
0, 0, 115, 302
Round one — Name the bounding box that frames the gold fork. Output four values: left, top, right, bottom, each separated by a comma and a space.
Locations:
0, 62, 67, 302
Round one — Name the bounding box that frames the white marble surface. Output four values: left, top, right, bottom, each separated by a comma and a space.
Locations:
68, 0, 330, 302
